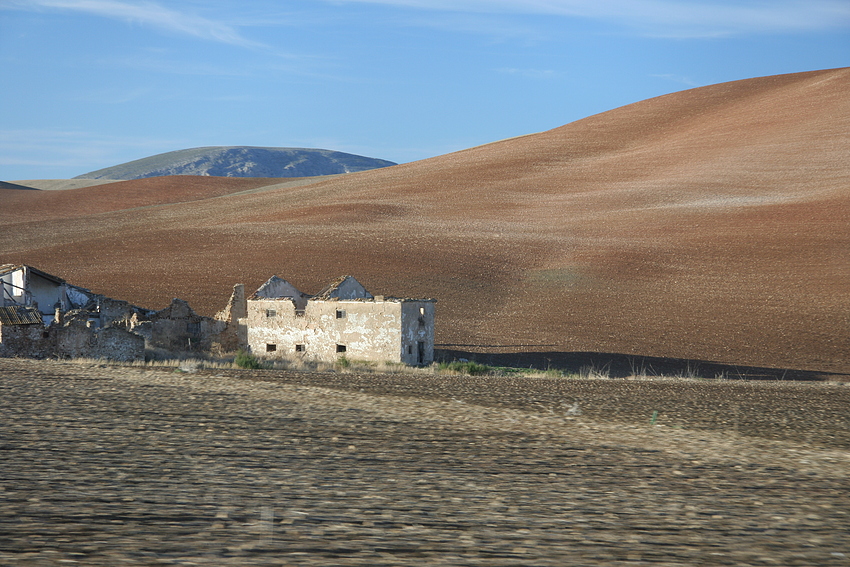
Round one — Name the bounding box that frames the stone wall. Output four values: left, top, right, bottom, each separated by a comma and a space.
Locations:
133, 298, 226, 353
243, 297, 435, 365
92, 326, 145, 362
213, 284, 247, 353
53, 317, 144, 362
0, 324, 47, 358
1, 317, 144, 362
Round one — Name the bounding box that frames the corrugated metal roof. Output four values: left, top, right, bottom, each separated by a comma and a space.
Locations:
0, 306, 44, 326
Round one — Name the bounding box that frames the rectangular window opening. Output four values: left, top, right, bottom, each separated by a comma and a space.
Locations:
295, 309, 305, 317
336, 309, 346, 319
266, 309, 276, 317
266, 343, 277, 352
336, 344, 346, 353
295, 344, 305, 352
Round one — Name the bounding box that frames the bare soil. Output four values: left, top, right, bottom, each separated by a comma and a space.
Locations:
1, 68, 848, 374
1, 359, 848, 566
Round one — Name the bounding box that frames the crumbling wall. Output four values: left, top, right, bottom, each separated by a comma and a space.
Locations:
213, 284, 247, 353
92, 326, 145, 362
53, 318, 93, 359
50, 313, 144, 361
134, 298, 226, 353
98, 297, 147, 328
0, 324, 48, 358
253, 277, 310, 310
400, 300, 436, 365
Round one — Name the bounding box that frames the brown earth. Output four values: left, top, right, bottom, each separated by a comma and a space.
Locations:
1, 359, 849, 566
1, 68, 848, 374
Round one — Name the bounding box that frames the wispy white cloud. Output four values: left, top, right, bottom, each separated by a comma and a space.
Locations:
326, 0, 850, 37
2, 0, 264, 48
0, 128, 184, 172
102, 55, 256, 77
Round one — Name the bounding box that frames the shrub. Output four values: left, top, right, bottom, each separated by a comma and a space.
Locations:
438, 360, 491, 376
234, 349, 263, 370
336, 355, 351, 369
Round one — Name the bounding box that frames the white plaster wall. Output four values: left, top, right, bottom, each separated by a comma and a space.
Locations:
1, 270, 26, 307
11, 271, 24, 302
246, 299, 404, 363
28, 273, 64, 317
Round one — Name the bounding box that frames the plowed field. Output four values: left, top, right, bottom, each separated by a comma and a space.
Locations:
1, 359, 848, 565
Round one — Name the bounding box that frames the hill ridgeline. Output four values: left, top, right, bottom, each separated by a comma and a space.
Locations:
73, 146, 396, 180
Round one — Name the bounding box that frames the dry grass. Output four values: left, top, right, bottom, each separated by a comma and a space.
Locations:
63, 354, 768, 384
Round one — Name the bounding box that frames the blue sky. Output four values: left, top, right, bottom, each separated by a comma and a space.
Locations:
1, 0, 848, 179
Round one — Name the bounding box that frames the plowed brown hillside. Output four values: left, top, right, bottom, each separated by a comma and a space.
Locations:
2, 68, 848, 373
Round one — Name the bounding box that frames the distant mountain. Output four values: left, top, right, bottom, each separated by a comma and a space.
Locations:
73, 146, 396, 180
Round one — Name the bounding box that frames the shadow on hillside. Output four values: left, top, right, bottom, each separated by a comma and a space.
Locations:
435, 347, 847, 382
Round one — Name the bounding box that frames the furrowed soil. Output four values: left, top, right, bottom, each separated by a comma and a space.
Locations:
1, 359, 848, 566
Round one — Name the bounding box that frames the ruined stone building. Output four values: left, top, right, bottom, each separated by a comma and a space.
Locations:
1, 265, 436, 365
0, 264, 226, 361
0, 305, 49, 359
1, 264, 147, 328
240, 275, 436, 365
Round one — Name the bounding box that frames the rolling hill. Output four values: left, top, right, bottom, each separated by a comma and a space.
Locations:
2, 68, 848, 375
73, 147, 396, 180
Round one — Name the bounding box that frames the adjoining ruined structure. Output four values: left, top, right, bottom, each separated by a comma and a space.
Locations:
0, 264, 225, 361
0, 305, 48, 359
241, 275, 436, 365
1, 264, 436, 365
214, 284, 247, 353
130, 298, 226, 354
0, 264, 148, 329
0, 304, 145, 362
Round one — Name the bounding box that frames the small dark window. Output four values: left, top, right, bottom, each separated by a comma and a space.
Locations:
336, 310, 346, 319
266, 343, 277, 352
408, 345, 413, 355
336, 344, 346, 353
295, 344, 305, 352
266, 309, 276, 317
418, 316, 426, 327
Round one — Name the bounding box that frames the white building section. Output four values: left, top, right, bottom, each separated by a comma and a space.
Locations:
241, 275, 435, 365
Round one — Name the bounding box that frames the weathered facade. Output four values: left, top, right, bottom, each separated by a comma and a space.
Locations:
0, 264, 149, 328
1, 264, 436, 365
0, 264, 219, 361
130, 298, 227, 354
0, 304, 145, 362
0, 305, 48, 358
241, 275, 436, 365
2, 264, 73, 325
